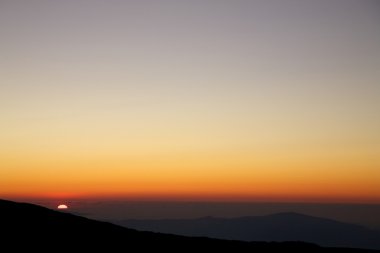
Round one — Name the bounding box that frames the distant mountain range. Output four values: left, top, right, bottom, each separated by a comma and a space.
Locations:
0, 199, 378, 252
115, 212, 380, 250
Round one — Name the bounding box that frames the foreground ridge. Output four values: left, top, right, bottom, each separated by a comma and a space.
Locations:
0, 199, 377, 252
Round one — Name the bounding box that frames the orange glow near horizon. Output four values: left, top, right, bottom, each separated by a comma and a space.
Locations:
1, 139, 380, 203
1, 138, 380, 203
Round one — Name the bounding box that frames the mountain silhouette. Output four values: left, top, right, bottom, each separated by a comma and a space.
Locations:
116, 212, 380, 250
0, 199, 377, 252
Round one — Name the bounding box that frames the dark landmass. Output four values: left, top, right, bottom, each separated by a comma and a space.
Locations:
116, 213, 380, 250
0, 199, 378, 252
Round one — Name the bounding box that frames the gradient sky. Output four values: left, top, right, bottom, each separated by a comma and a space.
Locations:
1, 0, 379, 202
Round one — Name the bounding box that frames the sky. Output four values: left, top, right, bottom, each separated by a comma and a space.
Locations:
1, 0, 379, 203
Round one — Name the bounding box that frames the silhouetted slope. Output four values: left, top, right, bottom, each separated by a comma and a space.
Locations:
117, 212, 380, 250
0, 200, 377, 252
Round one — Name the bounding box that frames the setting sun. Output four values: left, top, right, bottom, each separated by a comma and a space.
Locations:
57, 205, 68, 210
